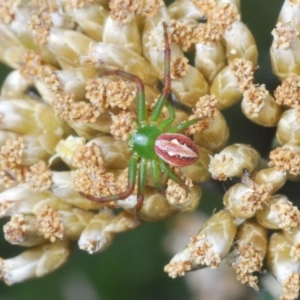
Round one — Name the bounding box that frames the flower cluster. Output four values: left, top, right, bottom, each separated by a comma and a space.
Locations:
0, 0, 299, 299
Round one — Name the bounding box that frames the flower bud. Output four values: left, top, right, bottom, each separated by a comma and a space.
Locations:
253, 167, 287, 194
0, 99, 69, 136
223, 182, 271, 219
103, 16, 141, 54
193, 109, 229, 152
278, 0, 300, 35
180, 146, 213, 183
0, 240, 72, 285
241, 84, 282, 127
256, 194, 300, 231
194, 40, 226, 84
283, 224, 300, 262
209, 144, 261, 180
3, 214, 45, 246
222, 20, 258, 66
0, 69, 31, 99
79, 210, 138, 254
210, 59, 254, 109
276, 109, 300, 146
267, 232, 300, 300
270, 22, 300, 80
68, 3, 109, 41
232, 219, 267, 290
51, 171, 102, 210
164, 209, 236, 278
117, 187, 178, 222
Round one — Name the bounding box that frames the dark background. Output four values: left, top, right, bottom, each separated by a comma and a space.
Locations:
0, 1, 287, 299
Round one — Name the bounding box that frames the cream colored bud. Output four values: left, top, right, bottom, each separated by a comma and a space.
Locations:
0, 240, 72, 285
166, 184, 202, 213
35, 67, 96, 106
61, 207, 95, 240
222, 21, 258, 66
236, 219, 267, 253
86, 136, 132, 170
51, 135, 86, 167
4, 214, 45, 246
276, 109, 300, 146
211, 68, 243, 109
232, 219, 267, 290
50, 171, 102, 210
21, 133, 61, 165
103, 16, 141, 54
168, 0, 205, 20
270, 22, 300, 80
0, 99, 68, 136
256, 194, 300, 231
69, 4, 109, 41
193, 209, 237, 264
171, 66, 209, 108
55, 68, 97, 101
164, 209, 237, 278
0, 24, 28, 68
269, 144, 300, 180
0, 69, 31, 98
31, 196, 95, 241
0, 130, 56, 166
79, 210, 138, 254
224, 182, 271, 219
117, 187, 177, 222
47, 28, 93, 68
194, 41, 227, 84
267, 232, 300, 300
180, 147, 213, 183
253, 167, 287, 194
193, 109, 229, 152
78, 210, 115, 254
209, 144, 261, 180
278, 0, 300, 35
241, 84, 282, 127
0, 185, 49, 217
68, 111, 112, 139
81, 42, 158, 87
283, 224, 300, 262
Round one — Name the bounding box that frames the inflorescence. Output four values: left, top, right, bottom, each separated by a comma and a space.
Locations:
0, 0, 300, 299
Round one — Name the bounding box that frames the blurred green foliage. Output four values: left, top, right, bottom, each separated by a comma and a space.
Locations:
0, 1, 286, 299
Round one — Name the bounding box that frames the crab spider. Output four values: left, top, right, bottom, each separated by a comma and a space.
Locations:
80, 22, 203, 215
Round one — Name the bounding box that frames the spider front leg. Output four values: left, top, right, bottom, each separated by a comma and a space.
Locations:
79, 153, 138, 203
102, 69, 147, 126
149, 22, 171, 125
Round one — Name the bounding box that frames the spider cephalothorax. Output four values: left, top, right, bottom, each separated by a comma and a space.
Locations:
80, 22, 203, 215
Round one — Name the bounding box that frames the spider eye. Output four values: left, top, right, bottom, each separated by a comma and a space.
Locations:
155, 133, 199, 167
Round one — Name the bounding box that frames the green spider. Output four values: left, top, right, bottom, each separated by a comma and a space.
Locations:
80, 22, 203, 214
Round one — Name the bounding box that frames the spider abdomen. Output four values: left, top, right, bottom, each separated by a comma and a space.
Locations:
155, 133, 199, 167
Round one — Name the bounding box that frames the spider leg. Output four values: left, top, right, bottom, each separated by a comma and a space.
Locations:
157, 103, 175, 131
150, 160, 165, 194
158, 158, 189, 193
167, 117, 204, 133
150, 22, 171, 124
135, 158, 147, 212
101, 70, 147, 126
79, 153, 138, 203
